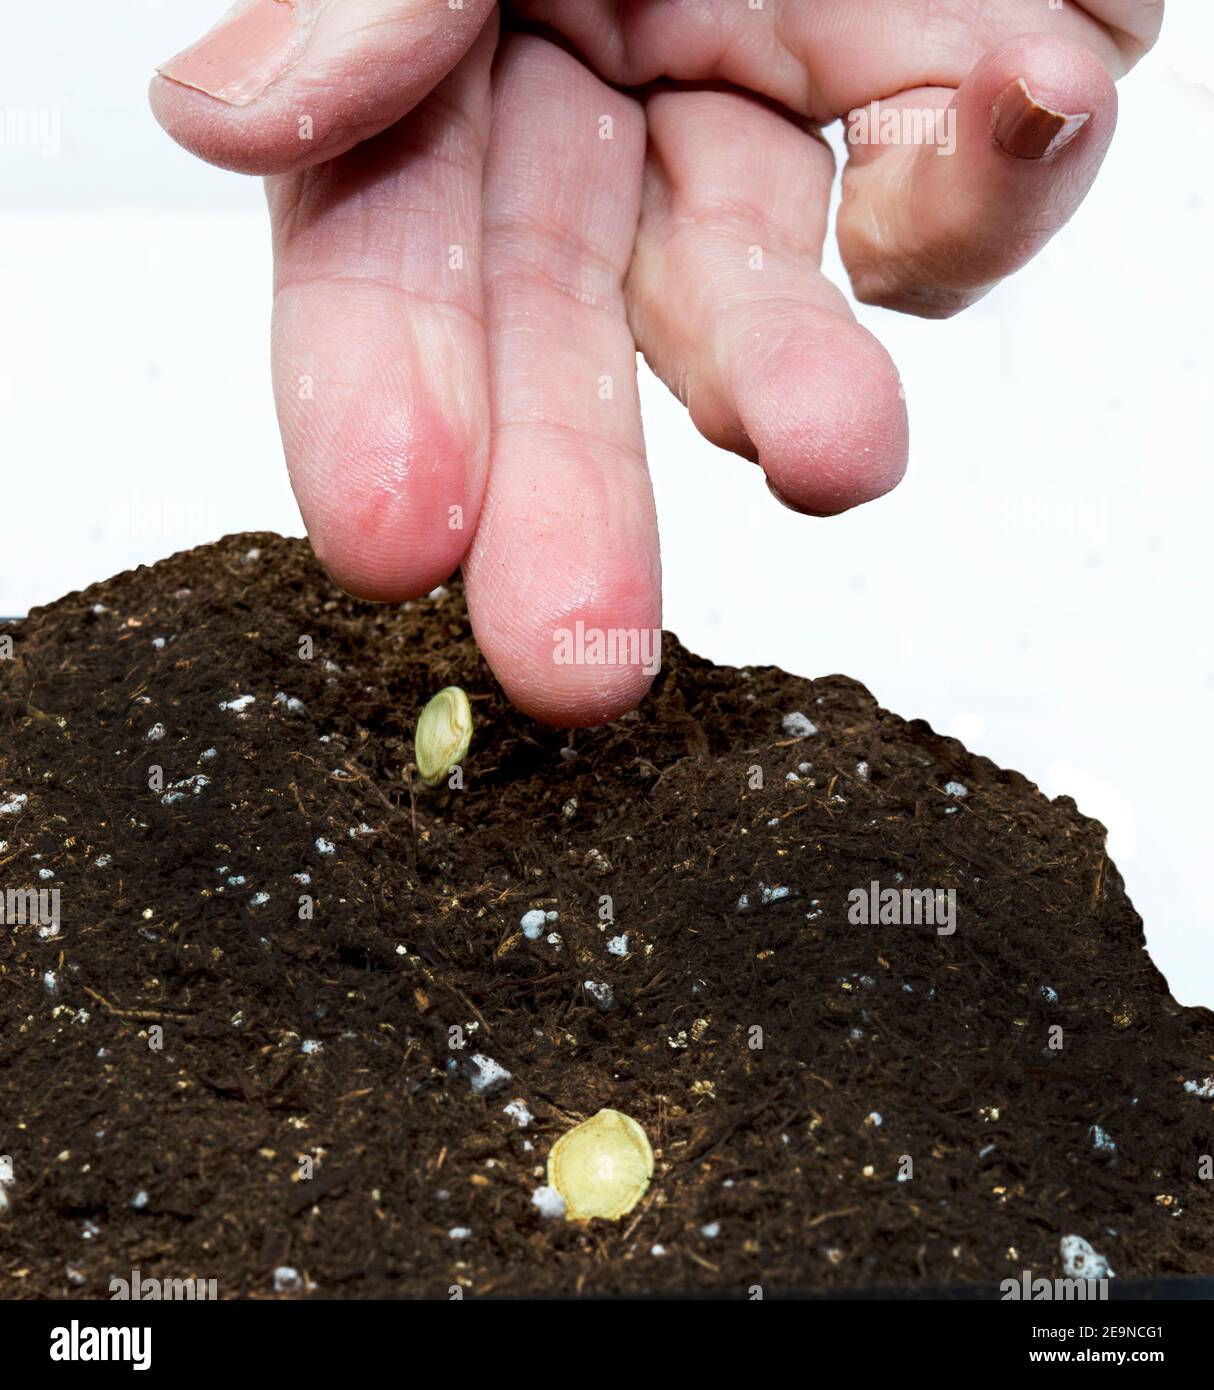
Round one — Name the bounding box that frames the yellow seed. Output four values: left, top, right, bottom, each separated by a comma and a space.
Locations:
548, 1108, 653, 1222
414, 686, 472, 788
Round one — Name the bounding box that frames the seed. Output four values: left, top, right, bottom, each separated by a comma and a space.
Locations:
414, 686, 473, 788
547, 1108, 653, 1222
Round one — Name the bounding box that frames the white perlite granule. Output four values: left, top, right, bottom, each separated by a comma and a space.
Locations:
1059, 1234, 1114, 1281
468, 1054, 512, 1095
531, 1186, 566, 1220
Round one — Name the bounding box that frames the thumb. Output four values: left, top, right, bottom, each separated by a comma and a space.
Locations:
150, 0, 495, 175
838, 33, 1117, 318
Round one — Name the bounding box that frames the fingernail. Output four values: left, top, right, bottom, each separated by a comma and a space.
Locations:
765, 478, 830, 518
991, 77, 1090, 161
157, 0, 304, 107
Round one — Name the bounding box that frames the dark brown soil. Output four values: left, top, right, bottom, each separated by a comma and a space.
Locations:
1, 532, 1211, 1298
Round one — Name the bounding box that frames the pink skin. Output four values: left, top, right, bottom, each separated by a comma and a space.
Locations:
628, 85, 909, 517
152, 0, 497, 174
158, 0, 300, 108
838, 35, 1119, 316
149, 0, 1162, 724
266, 19, 496, 600
464, 38, 659, 724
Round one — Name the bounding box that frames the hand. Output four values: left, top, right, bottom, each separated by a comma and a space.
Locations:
150, 0, 1161, 724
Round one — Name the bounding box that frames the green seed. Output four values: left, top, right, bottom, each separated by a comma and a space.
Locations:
414, 686, 473, 788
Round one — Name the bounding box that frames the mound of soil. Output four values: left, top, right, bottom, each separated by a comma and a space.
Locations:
1, 533, 1211, 1298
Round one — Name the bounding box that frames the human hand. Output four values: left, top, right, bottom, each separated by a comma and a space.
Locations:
150, 0, 1161, 724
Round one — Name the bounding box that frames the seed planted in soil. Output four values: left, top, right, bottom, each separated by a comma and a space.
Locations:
548, 1109, 655, 1222
414, 685, 473, 788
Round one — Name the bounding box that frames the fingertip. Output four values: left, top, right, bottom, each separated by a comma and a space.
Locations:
493, 649, 658, 730
738, 327, 909, 516
287, 390, 483, 604
841, 32, 1119, 318
302, 491, 478, 609
467, 559, 663, 728
149, 0, 497, 176
148, 74, 333, 176
307, 519, 467, 607
978, 30, 1118, 103
961, 32, 1118, 163
475, 611, 659, 728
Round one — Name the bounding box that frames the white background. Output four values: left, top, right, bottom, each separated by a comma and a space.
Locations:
2, 3, 1212, 1001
